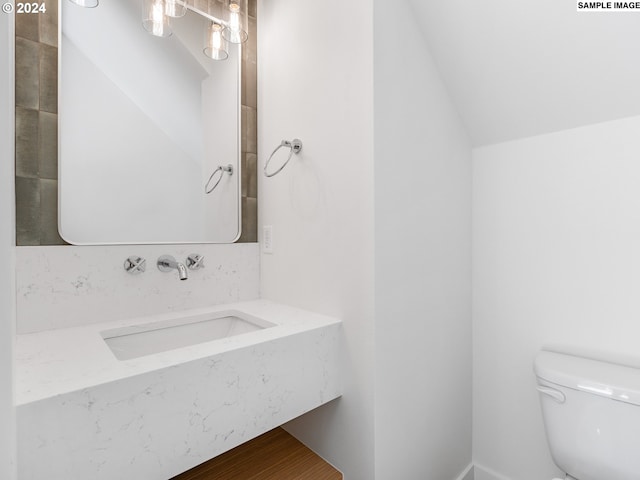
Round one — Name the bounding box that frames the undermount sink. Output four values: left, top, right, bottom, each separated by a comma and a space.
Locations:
101, 310, 275, 360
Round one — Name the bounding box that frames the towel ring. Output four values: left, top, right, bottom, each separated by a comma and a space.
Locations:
264, 139, 303, 177
205, 164, 233, 194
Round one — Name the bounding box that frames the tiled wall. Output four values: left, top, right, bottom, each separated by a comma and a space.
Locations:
239, 0, 258, 242
15, 0, 63, 245
14, 0, 257, 245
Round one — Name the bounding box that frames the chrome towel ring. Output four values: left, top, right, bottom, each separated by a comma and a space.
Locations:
264, 139, 303, 177
205, 164, 233, 194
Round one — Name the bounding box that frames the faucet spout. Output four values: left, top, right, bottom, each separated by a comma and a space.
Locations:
175, 262, 188, 280
157, 255, 188, 280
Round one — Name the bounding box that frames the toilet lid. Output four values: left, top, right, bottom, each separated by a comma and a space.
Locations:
534, 351, 640, 406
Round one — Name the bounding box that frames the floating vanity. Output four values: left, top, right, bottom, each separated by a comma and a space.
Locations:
15, 300, 342, 480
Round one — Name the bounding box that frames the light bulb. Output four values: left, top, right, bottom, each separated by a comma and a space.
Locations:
229, 3, 240, 31
143, 0, 171, 37
222, 0, 247, 44
204, 23, 229, 60
212, 25, 222, 50
152, 0, 164, 36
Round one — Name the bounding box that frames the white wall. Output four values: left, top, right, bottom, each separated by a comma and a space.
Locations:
473, 115, 640, 480
257, 0, 375, 478
259, 1, 473, 479
407, 0, 640, 148
373, 1, 472, 478
0, 11, 16, 480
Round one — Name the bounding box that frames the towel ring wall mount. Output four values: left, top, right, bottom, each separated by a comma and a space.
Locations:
264, 139, 303, 177
205, 164, 234, 194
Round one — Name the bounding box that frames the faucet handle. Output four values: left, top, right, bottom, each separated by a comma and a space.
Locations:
186, 254, 205, 270
124, 256, 146, 275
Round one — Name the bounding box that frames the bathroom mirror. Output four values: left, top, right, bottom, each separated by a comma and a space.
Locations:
59, 0, 241, 244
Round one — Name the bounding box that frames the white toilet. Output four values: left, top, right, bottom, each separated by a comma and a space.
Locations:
534, 350, 640, 480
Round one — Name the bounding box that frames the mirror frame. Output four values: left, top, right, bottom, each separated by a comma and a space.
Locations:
13, 0, 258, 246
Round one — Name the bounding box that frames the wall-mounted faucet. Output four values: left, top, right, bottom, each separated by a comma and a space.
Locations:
186, 254, 205, 270
124, 256, 146, 275
157, 255, 188, 280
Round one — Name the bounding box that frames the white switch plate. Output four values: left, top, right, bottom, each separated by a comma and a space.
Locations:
262, 225, 273, 254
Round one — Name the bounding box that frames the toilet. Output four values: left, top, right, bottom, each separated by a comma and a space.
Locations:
534, 350, 640, 480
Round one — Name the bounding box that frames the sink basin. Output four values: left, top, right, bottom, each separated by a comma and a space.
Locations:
101, 310, 275, 360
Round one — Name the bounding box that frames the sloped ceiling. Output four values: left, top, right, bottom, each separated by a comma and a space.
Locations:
408, 0, 640, 146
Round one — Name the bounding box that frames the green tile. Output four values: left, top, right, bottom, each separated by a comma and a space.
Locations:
246, 106, 257, 154
241, 28, 257, 110
39, 44, 57, 113
15, 37, 40, 110
244, 55, 257, 109
40, 0, 58, 47
15, 9, 40, 42
241, 105, 248, 153
15, 176, 40, 245
245, 195, 257, 242
38, 111, 57, 180
246, 152, 257, 198
15, 107, 39, 177
245, 15, 257, 66
241, 152, 247, 197
238, 195, 257, 243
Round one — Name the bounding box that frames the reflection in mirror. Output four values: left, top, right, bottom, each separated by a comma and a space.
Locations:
59, 0, 241, 244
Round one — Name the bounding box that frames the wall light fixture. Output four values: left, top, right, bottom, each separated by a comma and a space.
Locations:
204, 22, 229, 60
68, 0, 243, 60
142, 0, 172, 37
222, 0, 248, 44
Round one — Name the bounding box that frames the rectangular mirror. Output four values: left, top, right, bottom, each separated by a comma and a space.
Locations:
59, 0, 242, 244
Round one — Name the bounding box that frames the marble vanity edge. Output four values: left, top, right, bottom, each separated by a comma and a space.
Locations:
16, 299, 342, 405
16, 313, 343, 480
16, 322, 340, 407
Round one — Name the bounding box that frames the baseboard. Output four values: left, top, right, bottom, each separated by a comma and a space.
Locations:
454, 463, 474, 480
473, 464, 513, 480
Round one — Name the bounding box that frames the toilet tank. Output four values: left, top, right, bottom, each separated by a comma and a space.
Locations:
534, 351, 640, 480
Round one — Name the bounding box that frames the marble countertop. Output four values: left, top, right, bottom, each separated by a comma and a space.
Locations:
16, 299, 341, 405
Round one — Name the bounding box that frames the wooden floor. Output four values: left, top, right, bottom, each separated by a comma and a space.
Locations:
171, 428, 342, 480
